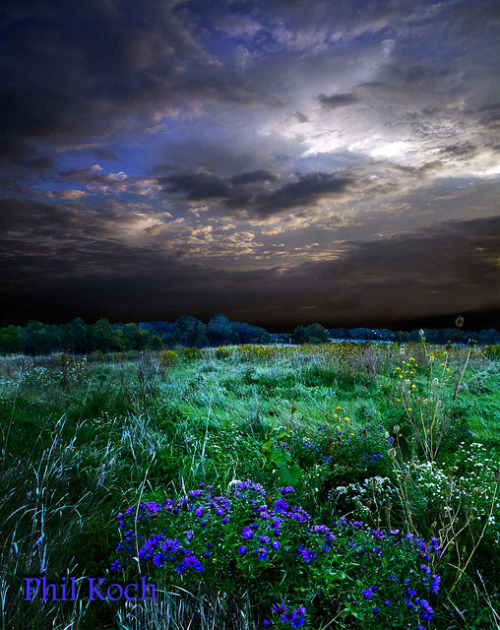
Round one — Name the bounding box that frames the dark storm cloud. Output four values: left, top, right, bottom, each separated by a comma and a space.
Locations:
1, 197, 498, 326
0, 198, 71, 235
0, 0, 264, 163
162, 171, 231, 201
160, 169, 354, 216
317, 93, 360, 109
229, 170, 278, 185
0, 196, 161, 251
252, 172, 353, 215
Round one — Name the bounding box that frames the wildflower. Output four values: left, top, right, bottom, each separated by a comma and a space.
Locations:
152, 553, 165, 566
275, 499, 289, 511
431, 574, 441, 594
420, 599, 434, 620
184, 555, 204, 572
257, 547, 268, 561
363, 588, 374, 599
272, 601, 288, 615
300, 548, 316, 563
242, 527, 254, 539
290, 606, 306, 628
238, 546, 246, 555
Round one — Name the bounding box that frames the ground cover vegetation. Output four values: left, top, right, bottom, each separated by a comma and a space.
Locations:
0, 340, 499, 629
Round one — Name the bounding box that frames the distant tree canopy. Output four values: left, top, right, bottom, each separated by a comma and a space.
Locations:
0, 314, 271, 355
0, 316, 497, 356
171, 315, 207, 347
1, 318, 163, 356
0, 325, 22, 354
293, 323, 330, 344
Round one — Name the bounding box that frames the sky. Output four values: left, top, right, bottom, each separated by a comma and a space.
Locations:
1, 0, 499, 329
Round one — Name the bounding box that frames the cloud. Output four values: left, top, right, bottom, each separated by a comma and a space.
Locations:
317, 93, 360, 109
294, 112, 310, 123
0, 0, 265, 164
1, 0, 499, 327
214, 14, 262, 37
252, 172, 353, 215
161, 170, 231, 201
1, 194, 498, 327
59, 164, 127, 187
229, 170, 278, 185
160, 168, 354, 217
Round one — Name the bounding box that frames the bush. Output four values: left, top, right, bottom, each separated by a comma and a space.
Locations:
182, 347, 203, 360
215, 346, 233, 359
159, 349, 179, 365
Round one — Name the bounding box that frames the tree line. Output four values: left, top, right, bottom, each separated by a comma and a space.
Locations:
0, 315, 498, 355
0, 314, 271, 355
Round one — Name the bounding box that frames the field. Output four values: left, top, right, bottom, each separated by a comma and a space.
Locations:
1, 342, 499, 629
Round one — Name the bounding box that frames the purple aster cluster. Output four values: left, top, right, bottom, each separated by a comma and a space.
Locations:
111, 479, 441, 628
268, 601, 306, 628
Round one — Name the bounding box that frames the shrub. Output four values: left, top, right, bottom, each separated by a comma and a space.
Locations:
215, 346, 233, 359
182, 347, 203, 360
159, 349, 179, 366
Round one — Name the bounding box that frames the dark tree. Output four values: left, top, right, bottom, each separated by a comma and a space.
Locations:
293, 323, 329, 344
172, 315, 207, 347
0, 325, 22, 354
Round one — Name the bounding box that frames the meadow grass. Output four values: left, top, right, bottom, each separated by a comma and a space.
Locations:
0, 343, 499, 629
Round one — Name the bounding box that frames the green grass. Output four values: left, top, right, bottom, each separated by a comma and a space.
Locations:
0, 343, 499, 629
